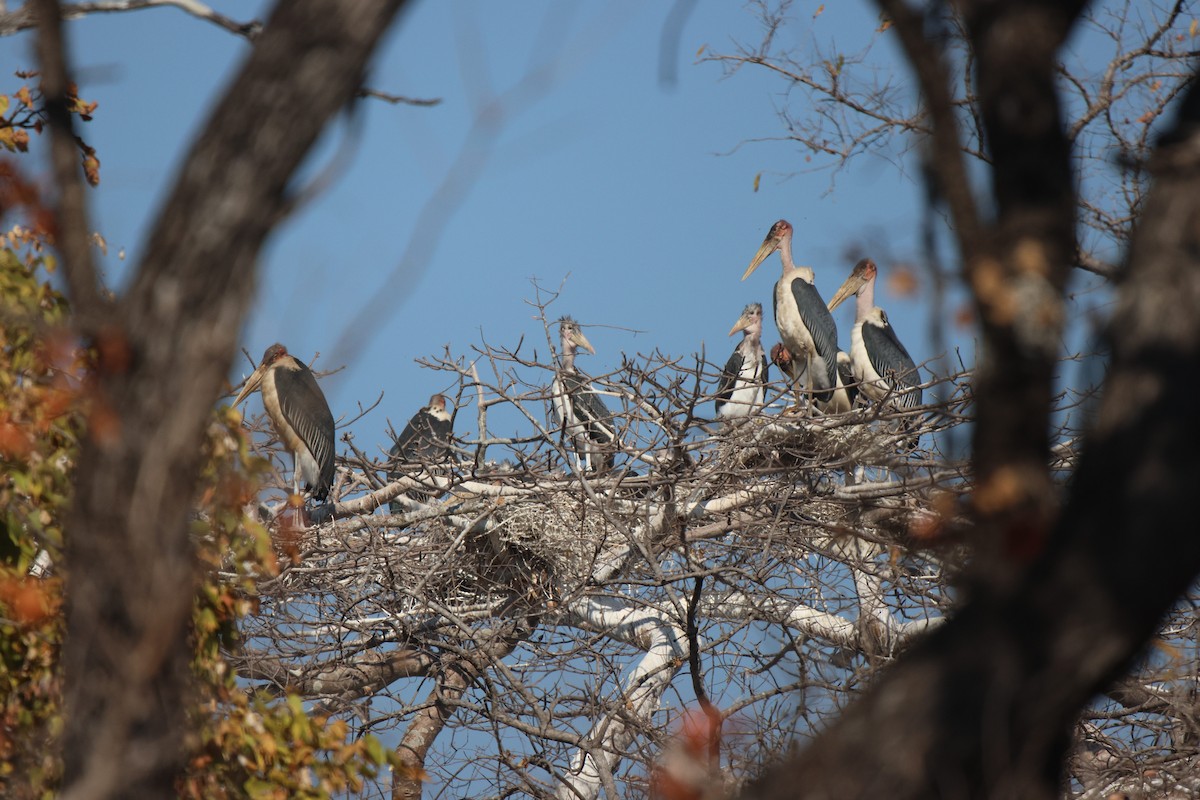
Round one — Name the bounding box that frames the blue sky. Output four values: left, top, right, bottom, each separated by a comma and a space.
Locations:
4, 1, 940, 457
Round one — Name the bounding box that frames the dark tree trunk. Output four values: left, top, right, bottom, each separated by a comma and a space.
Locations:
740, 56, 1200, 800
963, 0, 1087, 571
42, 2, 410, 798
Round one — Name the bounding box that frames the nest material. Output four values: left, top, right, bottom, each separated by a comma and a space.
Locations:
490, 492, 616, 585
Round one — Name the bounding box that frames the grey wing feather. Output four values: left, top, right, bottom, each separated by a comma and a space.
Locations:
761, 355, 769, 386
715, 349, 744, 413
389, 409, 453, 511
862, 320, 922, 407
837, 357, 858, 407
275, 363, 335, 498
389, 422, 416, 459
563, 372, 617, 444
391, 411, 453, 463
790, 279, 840, 398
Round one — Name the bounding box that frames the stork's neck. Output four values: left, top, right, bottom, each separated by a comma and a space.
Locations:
778, 235, 797, 272
560, 346, 577, 372
739, 334, 763, 359
741, 322, 763, 351
856, 275, 876, 319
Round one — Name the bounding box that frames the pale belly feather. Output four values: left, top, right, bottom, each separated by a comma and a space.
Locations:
774, 274, 833, 394
718, 356, 765, 418
774, 278, 816, 360
849, 321, 889, 404
262, 370, 322, 489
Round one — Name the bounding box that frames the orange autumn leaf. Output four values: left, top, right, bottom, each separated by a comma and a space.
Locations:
910, 491, 957, 542
81, 153, 101, 187
954, 303, 975, 329
0, 577, 57, 625
650, 707, 723, 800
36, 386, 77, 431
0, 419, 32, 458
887, 264, 919, 298
274, 496, 309, 565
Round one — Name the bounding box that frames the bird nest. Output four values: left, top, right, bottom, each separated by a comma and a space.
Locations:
488, 491, 619, 587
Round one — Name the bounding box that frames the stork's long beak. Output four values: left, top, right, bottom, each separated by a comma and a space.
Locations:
571, 330, 596, 355
742, 236, 778, 281
232, 363, 268, 407
827, 273, 866, 312
729, 313, 753, 336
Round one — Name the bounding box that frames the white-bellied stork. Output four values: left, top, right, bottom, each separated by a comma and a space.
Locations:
233, 343, 335, 501
716, 303, 769, 418
827, 258, 923, 437
551, 316, 620, 472
742, 219, 843, 413
388, 393, 454, 511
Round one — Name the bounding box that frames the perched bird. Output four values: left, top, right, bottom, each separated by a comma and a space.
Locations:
835, 351, 859, 410
233, 343, 335, 501
827, 258, 923, 442
388, 393, 454, 512
769, 342, 797, 383
716, 303, 769, 418
742, 220, 842, 413
551, 316, 620, 472
771, 342, 856, 414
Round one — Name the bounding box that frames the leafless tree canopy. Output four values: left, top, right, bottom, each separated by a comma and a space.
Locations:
233, 305, 964, 799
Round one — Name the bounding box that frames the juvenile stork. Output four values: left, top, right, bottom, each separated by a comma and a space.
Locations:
388, 394, 454, 512
233, 343, 335, 501
551, 316, 619, 472
742, 220, 842, 413
771, 342, 857, 413
827, 258, 923, 439
716, 303, 768, 418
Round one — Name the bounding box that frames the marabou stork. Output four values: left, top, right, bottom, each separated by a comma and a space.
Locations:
770, 342, 856, 413
827, 258, 923, 442
388, 393, 454, 512
716, 303, 769, 418
233, 343, 335, 501
742, 220, 842, 413
552, 316, 620, 472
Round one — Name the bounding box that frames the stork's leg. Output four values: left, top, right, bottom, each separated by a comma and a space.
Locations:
573, 436, 590, 474
803, 350, 816, 417
785, 359, 806, 415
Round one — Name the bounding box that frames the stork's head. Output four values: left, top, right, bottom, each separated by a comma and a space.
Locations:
827, 258, 877, 311
742, 220, 793, 281
728, 302, 764, 337
233, 342, 290, 407
260, 343, 288, 365
770, 342, 792, 370
558, 316, 595, 355
425, 393, 452, 422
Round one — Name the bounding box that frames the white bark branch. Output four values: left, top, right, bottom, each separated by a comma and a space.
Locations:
557, 597, 689, 800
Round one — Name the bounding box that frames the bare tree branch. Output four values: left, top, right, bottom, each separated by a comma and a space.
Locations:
32, 0, 108, 326
2, 0, 262, 39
